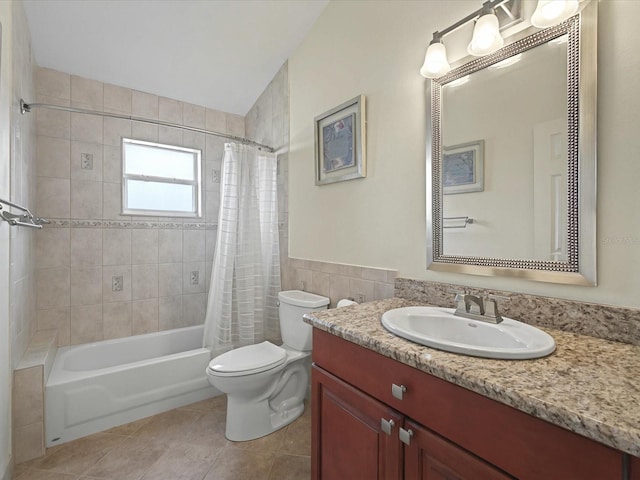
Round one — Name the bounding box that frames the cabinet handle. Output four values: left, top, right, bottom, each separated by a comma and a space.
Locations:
380, 418, 395, 435
391, 383, 407, 400
399, 427, 413, 446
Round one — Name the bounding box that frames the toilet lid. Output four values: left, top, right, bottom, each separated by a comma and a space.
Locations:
208, 341, 287, 376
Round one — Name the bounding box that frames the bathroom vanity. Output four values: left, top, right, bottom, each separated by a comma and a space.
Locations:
305, 298, 640, 480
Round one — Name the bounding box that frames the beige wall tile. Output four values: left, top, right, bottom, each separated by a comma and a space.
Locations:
183, 293, 206, 326
70, 304, 103, 344
71, 179, 103, 219
311, 271, 330, 299
132, 229, 159, 265
183, 103, 205, 128
183, 230, 205, 262
158, 125, 183, 146
103, 117, 132, 147
132, 264, 158, 300
104, 84, 132, 114
226, 114, 245, 137
103, 301, 132, 339
159, 263, 183, 297
36, 108, 70, 139
70, 141, 103, 182
36, 228, 70, 269
36, 267, 70, 308
71, 228, 103, 266
71, 267, 103, 306
295, 268, 312, 292
159, 97, 183, 124
159, 296, 183, 331
14, 422, 44, 464
37, 67, 70, 100
131, 122, 159, 142
183, 262, 206, 295
13, 366, 43, 427
103, 229, 131, 265
71, 112, 103, 144
158, 229, 183, 263
205, 191, 220, 223
102, 181, 124, 220
71, 75, 103, 109
103, 145, 122, 183
37, 307, 71, 346
36, 135, 70, 179
205, 108, 226, 133
132, 298, 159, 334
349, 278, 375, 303
329, 275, 350, 307
36, 177, 70, 218
374, 282, 394, 301
132, 91, 159, 119
103, 265, 132, 303
362, 267, 391, 283
183, 131, 206, 152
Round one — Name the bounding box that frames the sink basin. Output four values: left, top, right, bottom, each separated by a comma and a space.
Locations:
381, 306, 555, 360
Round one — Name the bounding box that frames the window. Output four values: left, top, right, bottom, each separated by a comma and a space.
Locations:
122, 138, 202, 217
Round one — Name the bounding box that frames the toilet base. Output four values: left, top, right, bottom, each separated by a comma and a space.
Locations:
225, 395, 305, 441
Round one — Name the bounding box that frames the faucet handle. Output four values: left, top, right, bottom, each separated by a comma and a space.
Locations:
484, 294, 509, 323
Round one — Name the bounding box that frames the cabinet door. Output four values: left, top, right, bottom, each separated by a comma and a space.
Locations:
631, 455, 640, 480
312, 365, 404, 480
403, 419, 513, 480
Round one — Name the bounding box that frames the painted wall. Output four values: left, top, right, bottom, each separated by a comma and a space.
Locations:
288, 0, 640, 309
0, 3, 13, 476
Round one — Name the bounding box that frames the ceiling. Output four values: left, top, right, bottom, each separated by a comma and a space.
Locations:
23, 0, 329, 116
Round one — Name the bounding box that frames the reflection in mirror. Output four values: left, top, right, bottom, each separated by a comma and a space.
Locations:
427, 1, 597, 285
442, 36, 568, 261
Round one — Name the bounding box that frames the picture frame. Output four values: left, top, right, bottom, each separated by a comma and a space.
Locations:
442, 140, 484, 194
315, 95, 366, 186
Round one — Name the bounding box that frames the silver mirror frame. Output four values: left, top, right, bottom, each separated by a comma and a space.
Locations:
426, 1, 597, 286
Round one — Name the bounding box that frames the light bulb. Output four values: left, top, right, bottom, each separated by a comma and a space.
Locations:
467, 12, 504, 57
420, 41, 451, 78
531, 0, 579, 28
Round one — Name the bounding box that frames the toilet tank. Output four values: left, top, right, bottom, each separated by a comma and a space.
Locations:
278, 290, 329, 351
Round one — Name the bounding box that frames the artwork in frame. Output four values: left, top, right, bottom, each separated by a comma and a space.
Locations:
315, 95, 366, 186
442, 140, 484, 194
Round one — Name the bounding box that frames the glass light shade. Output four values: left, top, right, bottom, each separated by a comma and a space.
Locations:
420, 42, 451, 78
467, 13, 504, 56
531, 0, 579, 28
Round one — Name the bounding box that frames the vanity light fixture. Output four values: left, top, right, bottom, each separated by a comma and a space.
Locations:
531, 0, 579, 28
419, 0, 521, 79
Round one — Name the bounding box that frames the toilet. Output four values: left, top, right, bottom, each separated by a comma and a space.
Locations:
206, 290, 330, 441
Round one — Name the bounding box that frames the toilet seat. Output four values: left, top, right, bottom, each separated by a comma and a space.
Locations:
208, 341, 287, 377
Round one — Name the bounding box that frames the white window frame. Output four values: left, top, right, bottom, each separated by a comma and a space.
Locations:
122, 138, 202, 218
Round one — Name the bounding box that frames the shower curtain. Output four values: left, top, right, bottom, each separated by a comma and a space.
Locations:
203, 143, 281, 356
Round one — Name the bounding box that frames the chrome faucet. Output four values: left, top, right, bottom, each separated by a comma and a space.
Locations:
453, 292, 509, 324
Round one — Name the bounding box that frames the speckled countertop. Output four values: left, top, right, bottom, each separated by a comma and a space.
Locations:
304, 298, 640, 457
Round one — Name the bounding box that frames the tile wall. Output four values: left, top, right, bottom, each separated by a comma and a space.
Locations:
10, 0, 37, 368
34, 67, 245, 346
244, 62, 397, 308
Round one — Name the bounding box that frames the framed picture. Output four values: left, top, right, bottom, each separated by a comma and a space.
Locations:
315, 95, 366, 186
442, 140, 484, 194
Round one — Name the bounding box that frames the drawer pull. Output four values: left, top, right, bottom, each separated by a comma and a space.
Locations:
392, 383, 407, 400
381, 418, 395, 435
399, 427, 413, 446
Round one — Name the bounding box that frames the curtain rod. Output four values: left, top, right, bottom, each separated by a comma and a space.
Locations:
19, 99, 274, 152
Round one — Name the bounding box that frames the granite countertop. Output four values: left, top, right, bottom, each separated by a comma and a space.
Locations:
304, 297, 640, 457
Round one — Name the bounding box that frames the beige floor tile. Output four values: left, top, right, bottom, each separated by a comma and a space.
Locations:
230, 423, 287, 453
281, 414, 312, 456
177, 395, 226, 413
204, 445, 275, 480
12, 469, 78, 480
30, 432, 126, 475
84, 436, 168, 480
141, 442, 221, 480
268, 454, 311, 480
169, 410, 229, 450
132, 408, 202, 442
105, 415, 152, 436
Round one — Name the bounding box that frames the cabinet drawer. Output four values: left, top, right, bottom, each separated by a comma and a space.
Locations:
312, 328, 623, 480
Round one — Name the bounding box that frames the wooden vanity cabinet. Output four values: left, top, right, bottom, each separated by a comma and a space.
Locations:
311, 328, 624, 480
631, 456, 640, 480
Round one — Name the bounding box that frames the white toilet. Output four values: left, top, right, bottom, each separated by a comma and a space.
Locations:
206, 290, 329, 441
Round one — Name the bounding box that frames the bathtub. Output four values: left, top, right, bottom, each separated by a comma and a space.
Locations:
45, 325, 219, 447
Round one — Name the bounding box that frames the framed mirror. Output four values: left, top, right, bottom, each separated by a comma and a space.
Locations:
426, 1, 597, 286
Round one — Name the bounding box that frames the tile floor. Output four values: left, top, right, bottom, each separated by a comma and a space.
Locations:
14, 396, 311, 480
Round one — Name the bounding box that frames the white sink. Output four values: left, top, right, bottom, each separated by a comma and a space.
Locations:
381, 306, 555, 360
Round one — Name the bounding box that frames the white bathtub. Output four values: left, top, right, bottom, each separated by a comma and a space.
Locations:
45, 325, 219, 446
